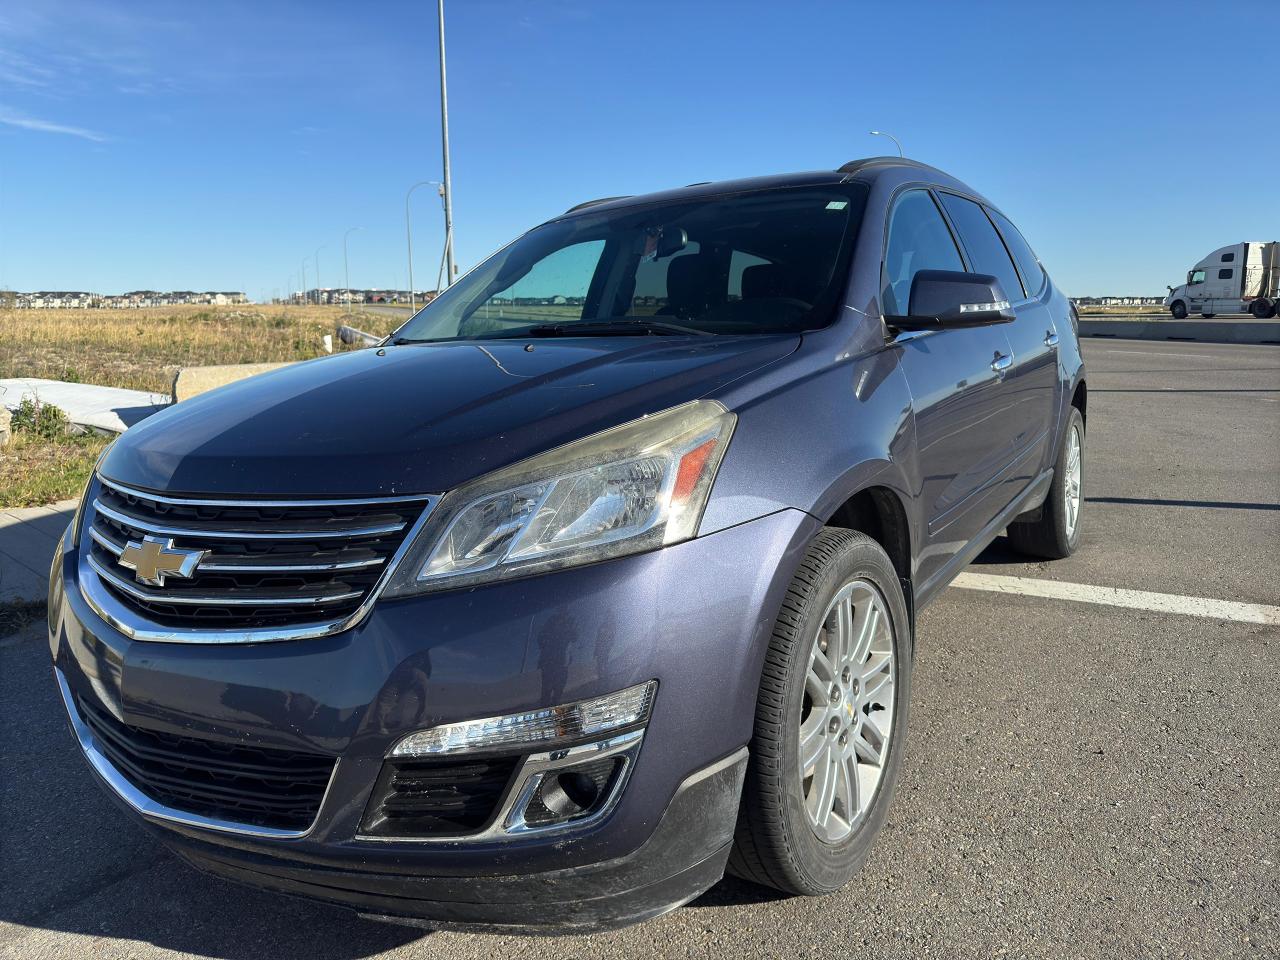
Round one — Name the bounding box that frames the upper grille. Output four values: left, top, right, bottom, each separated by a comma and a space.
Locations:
83, 476, 432, 633
77, 694, 335, 831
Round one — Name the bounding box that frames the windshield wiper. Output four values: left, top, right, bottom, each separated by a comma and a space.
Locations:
490, 319, 713, 339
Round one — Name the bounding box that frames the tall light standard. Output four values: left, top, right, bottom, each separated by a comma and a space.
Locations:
438, 0, 456, 286
301, 259, 308, 304
343, 227, 364, 311
869, 130, 904, 158
314, 244, 326, 305
406, 179, 443, 313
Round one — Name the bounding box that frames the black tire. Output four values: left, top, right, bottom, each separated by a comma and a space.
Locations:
1170, 301, 1187, 319
1251, 299, 1274, 320
728, 528, 912, 896
1008, 405, 1085, 559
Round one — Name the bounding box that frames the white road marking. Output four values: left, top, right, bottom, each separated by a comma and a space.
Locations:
951, 572, 1280, 625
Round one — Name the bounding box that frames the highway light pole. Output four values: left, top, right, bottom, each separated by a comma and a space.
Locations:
301, 259, 308, 305
869, 130, 904, 157
343, 227, 364, 310
314, 245, 326, 305
438, 0, 456, 286
405, 180, 443, 313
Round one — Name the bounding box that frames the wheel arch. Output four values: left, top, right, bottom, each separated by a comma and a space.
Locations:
822, 482, 915, 632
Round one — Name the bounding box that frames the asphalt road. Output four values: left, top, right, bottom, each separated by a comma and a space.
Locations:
2, 339, 1277, 960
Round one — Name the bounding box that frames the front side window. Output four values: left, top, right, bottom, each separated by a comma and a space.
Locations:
1218, 268, 1234, 280
988, 208, 1046, 297
938, 193, 1026, 301
393, 184, 868, 342
881, 189, 964, 315
1190, 270, 1206, 284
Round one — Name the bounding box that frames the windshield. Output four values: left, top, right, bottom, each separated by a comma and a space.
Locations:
393, 183, 869, 342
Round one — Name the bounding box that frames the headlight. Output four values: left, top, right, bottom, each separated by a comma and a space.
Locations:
384, 400, 735, 595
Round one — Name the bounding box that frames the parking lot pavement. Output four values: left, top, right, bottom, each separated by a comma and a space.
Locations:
2, 339, 1276, 960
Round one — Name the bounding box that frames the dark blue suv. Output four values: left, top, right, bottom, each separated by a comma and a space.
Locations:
48, 157, 1086, 934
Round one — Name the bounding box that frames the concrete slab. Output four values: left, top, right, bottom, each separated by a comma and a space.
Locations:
171, 362, 292, 402
0, 500, 74, 602
1078, 316, 1280, 344
0, 378, 169, 434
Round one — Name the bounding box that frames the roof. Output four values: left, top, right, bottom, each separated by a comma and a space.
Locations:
553, 156, 980, 221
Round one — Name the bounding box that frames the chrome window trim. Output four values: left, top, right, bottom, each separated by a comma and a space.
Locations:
355, 728, 645, 844
54, 668, 338, 839
77, 480, 440, 644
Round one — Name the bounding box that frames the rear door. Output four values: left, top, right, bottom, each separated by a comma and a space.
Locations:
938, 194, 1059, 486
881, 188, 1018, 588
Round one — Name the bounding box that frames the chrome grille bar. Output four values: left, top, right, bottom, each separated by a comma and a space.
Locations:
93, 499, 406, 541
97, 474, 430, 508
89, 527, 384, 573
88, 555, 365, 607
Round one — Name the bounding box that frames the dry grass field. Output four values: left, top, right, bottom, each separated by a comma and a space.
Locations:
0, 304, 404, 394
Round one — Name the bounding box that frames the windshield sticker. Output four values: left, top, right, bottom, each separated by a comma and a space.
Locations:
826, 201, 848, 210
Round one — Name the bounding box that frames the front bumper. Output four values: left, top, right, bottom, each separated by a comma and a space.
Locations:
48, 507, 818, 931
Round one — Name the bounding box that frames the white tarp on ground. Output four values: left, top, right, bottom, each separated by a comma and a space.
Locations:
0, 378, 169, 434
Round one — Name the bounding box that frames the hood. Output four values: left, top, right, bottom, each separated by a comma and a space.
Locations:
102, 336, 798, 497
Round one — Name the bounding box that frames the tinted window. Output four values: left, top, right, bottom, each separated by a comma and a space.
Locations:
882, 190, 964, 315
988, 208, 1045, 296
1221, 252, 1235, 263
1219, 268, 1233, 280
394, 184, 868, 341
938, 193, 1025, 301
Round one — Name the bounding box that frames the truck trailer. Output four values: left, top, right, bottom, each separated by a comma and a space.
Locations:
1164, 242, 1279, 319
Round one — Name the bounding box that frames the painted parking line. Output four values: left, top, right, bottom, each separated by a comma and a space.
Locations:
951, 572, 1280, 625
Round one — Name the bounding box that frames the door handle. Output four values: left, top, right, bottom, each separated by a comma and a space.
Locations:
991, 352, 1013, 375
1044, 330, 1059, 347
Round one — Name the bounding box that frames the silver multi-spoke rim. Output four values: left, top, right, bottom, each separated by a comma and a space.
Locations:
1064, 424, 1083, 539
798, 579, 895, 844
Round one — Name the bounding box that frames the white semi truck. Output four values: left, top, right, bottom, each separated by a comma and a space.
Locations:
1164, 242, 1279, 319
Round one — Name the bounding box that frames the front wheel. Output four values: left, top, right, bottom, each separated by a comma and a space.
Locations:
1009, 406, 1085, 559
1170, 301, 1188, 319
729, 529, 912, 895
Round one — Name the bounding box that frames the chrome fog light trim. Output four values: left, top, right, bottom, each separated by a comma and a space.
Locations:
388, 681, 656, 757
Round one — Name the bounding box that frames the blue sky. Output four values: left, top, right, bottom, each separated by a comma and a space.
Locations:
1, 0, 1276, 301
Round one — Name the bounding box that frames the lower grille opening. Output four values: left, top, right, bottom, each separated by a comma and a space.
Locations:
521, 756, 623, 828
360, 755, 521, 838
77, 696, 334, 832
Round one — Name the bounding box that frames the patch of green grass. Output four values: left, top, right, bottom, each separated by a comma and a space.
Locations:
1, 401, 109, 507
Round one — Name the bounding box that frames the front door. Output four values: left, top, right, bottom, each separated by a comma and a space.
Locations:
880, 188, 1020, 589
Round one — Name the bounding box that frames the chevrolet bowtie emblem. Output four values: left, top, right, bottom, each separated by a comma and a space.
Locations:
118, 536, 206, 587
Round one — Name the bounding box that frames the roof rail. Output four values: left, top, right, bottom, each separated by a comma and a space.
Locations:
836, 156, 944, 176
563, 196, 631, 214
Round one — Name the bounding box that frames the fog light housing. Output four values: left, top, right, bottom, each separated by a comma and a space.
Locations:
389, 681, 656, 758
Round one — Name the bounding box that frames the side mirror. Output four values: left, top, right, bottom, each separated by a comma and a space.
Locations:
885, 270, 1015, 332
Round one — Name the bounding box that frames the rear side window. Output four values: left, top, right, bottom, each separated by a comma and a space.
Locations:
988, 208, 1046, 297
938, 193, 1025, 301
1221, 252, 1235, 263
882, 190, 965, 315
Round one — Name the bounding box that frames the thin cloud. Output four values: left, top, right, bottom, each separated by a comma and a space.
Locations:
0, 106, 106, 141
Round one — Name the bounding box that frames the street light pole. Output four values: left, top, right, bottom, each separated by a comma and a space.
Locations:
869, 130, 904, 158
314, 245, 326, 305
301, 259, 308, 305
343, 227, 364, 311
405, 180, 443, 313
438, 0, 456, 285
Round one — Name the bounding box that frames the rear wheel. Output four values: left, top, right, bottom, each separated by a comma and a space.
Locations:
1009, 406, 1084, 559
1170, 300, 1187, 319
729, 529, 911, 895
1251, 299, 1275, 320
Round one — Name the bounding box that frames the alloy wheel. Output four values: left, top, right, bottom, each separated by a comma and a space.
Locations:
798, 579, 895, 844
1064, 424, 1083, 539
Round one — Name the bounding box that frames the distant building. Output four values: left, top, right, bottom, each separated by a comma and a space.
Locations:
7, 290, 248, 309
